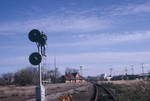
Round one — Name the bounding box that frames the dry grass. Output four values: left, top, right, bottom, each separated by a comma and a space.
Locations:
0, 85, 35, 100
99, 79, 143, 85
99, 80, 150, 101
0, 83, 87, 101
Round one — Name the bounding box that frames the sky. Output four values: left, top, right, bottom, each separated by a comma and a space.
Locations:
0, 0, 150, 76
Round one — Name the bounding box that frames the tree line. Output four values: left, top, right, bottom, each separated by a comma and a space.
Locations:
0, 67, 61, 86
0, 67, 79, 86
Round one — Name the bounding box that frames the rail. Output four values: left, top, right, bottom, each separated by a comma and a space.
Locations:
91, 83, 117, 101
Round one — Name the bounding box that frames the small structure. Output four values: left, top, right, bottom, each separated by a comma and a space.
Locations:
59, 73, 86, 83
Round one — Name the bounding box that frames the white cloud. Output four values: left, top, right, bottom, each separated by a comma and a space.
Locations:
100, 31, 150, 42
48, 51, 150, 64
111, 2, 150, 16
1, 52, 149, 75
1, 2, 150, 35
0, 14, 112, 35
0, 56, 28, 67
49, 31, 150, 47
130, 3, 150, 13
1, 51, 149, 70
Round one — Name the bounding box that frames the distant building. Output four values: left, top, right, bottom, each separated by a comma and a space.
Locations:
111, 73, 150, 81
87, 76, 98, 83
100, 74, 107, 80
99, 73, 112, 81
58, 73, 86, 83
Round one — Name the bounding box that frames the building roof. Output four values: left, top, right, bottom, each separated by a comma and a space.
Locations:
76, 74, 85, 80
63, 73, 85, 80
67, 73, 76, 80
64, 75, 71, 80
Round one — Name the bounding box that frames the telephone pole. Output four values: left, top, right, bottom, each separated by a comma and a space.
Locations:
110, 68, 113, 76
141, 63, 144, 75
80, 66, 83, 77
125, 66, 128, 76
80, 66, 83, 83
131, 66, 134, 75
54, 55, 57, 83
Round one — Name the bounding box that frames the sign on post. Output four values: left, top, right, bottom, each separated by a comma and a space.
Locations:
28, 29, 41, 42
29, 52, 42, 65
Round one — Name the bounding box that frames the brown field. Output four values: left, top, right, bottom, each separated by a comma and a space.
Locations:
1, 80, 150, 101
99, 80, 150, 101
0, 85, 35, 100
0, 83, 88, 101
99, 79, 144, 85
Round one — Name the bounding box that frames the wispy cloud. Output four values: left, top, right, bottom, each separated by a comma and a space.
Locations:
0, 56, 28, 67
0, 51, 149, 75
1, 0, 150, 75
50, 31, 150, 47
49, 51, 150, 64
95, 31, 150, 42
111, 2, 150, 16
0, 14, 113, 35
1, 51, 149, 70
1, 2, 150, 35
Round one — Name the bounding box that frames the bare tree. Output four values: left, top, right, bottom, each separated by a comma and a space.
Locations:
1, 73, 14, 85
65, 67, 79, 74
14, 67, 37, 86
148, 70, 150, 74
0, 75, 6, 85
47, 68, 61, 83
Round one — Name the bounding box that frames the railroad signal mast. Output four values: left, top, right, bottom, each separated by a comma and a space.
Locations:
28, 29, 47, 101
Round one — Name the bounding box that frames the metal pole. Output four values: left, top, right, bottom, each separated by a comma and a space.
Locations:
38, 44, 42, 86
80, 66, 83, 83
36, 44, 45, 101
80, 66, 83, 77
141, 63, 144, 75
110, 68, 113, 76
54, 55, 57, 83
131, 66, 134, 75
125, 67, 128, 76
39, 63, 42, 86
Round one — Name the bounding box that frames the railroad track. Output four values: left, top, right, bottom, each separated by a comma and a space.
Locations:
91, 83, 117, 101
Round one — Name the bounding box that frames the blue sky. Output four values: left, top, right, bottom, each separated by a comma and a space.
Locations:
0, 0, 150, 76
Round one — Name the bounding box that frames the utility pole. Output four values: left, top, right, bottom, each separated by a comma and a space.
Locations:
141, 63, 144, 75
54, 55, 57, 83
125, 66, 128, 76
110, 68, 113, 77
80, 66, 83, 82
131, 66, 134, 75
